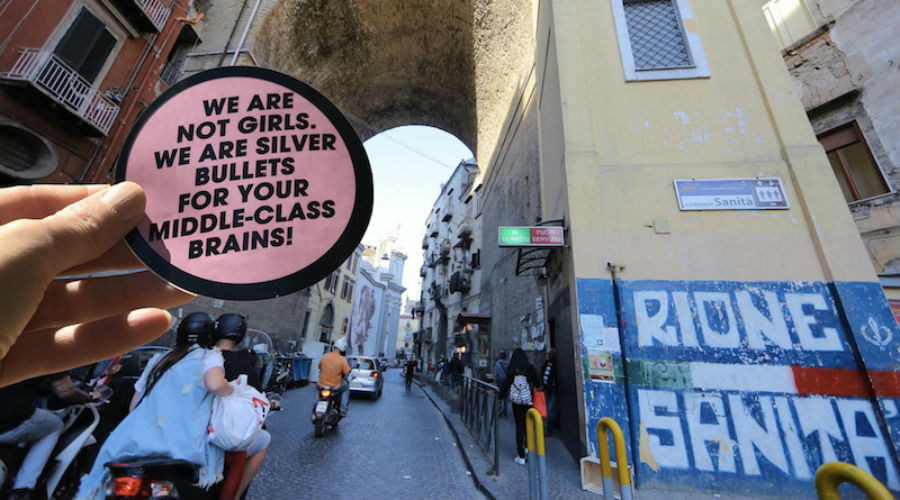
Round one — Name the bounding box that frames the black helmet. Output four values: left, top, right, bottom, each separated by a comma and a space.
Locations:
214, 314, 247, 344
176, 312, 215, 347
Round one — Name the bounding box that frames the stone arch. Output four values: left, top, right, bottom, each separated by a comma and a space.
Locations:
252, 0, 536, 166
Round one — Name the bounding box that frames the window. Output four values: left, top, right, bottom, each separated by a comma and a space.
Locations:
341, 278, 351, 300
818, 122, 890, 203
300, 309, 311, 343
0, 125, 57, 179
611, 0, 710, 81
53, 7, 117, 83
762, 0, 816, 49
341, 317, 349, 336
345, 254, 353, 271
323, 271, 340, 294
352, 253, 360, 274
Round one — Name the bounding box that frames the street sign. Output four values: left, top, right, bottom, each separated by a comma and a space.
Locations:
498, 226, 564, 247
674, 178, 789, 211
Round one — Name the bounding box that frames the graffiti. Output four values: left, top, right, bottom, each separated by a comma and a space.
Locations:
576, 278, 900, 498
638, 388, 898, 490
860, 316, 893, 347
633, 289, 844, 352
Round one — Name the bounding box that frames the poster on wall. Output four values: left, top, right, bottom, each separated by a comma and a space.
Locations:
350, 281, 382, 356
116, 67, 373, 300
586, 348, 615, 382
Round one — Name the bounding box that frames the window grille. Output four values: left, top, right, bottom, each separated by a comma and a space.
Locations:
623, 0, 692, 70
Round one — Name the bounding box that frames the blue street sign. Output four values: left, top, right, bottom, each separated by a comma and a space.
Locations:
673, 178, 790, 211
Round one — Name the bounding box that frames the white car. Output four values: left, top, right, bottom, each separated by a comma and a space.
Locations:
348, 356, 384, 400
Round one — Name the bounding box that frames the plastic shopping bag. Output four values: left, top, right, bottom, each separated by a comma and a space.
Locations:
533, 389, 548, 419
208, 375, 270, 451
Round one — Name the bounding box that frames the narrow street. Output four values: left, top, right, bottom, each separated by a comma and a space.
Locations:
249, 369, 487, 500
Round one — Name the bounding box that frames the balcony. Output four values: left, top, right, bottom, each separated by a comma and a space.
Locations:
419, 265, 428, 278
0, 49, 119, 135
110, 0, 171, 32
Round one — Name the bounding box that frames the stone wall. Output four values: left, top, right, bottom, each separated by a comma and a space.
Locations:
478, 70, 543, 361
168, 291, 310, 351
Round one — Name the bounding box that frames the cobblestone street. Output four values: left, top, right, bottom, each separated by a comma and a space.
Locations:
249, 369, 486, 500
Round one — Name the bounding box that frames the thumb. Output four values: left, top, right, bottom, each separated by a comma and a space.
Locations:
34, 182, 146, 278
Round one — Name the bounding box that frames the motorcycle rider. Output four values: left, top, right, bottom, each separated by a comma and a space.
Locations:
214, 314, 270, 500
317, 337, 351, 416
0, 373, 99, 500
78, 312, 233, 499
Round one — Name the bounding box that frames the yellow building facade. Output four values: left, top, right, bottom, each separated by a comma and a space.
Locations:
536, 0, 899, 496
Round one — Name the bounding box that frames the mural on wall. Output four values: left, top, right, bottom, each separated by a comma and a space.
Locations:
350, 279, 382, 356
577, 278, 900, 497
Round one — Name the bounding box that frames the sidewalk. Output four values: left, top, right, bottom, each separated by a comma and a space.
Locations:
417, 379, 601, 500
417, 378, 757, 500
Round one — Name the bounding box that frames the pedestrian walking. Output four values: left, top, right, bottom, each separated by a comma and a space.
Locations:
500, 348, 540, 466
493, 351, 509, 418
541, 348, 559, 436
439, 356, 450, 385
449, 353, 462, 390
404, 358, 416, 392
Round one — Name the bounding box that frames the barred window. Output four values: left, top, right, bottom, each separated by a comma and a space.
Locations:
611, 0, 709, 81
623, 0, 692, 70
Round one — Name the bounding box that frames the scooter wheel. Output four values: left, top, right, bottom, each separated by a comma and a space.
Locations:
314, 419, 325, 438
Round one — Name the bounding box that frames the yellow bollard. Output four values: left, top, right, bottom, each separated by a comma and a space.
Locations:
814, 462, 893, 500
526, 408, 548, 500
596, 417, 632, 500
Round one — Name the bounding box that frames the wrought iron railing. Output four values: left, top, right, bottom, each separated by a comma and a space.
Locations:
0, 48, 119, 135
460, 375, 500, 475
137, 0, 171, 31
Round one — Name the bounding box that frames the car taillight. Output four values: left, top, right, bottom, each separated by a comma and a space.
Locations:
321, 390, 331, 398
112, 477, 147, 497
372, 372, 379, 378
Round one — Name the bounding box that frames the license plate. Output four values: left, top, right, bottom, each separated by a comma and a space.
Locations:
315, 401, 328, 414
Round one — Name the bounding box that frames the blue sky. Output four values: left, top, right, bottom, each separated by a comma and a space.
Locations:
362, 126, 473, 301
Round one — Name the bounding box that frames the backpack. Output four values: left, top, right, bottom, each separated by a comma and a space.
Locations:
509, 371, 532, 405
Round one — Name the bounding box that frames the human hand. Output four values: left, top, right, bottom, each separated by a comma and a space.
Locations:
0, 183, 193, 387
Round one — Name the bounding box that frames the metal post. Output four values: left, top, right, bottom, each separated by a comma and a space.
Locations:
814, 462, 892, 500
526, 408, 548, 500
596, 417, 632, 500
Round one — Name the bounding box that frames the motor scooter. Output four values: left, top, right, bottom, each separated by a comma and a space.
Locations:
0, 386, 112, 500
104, 452, 250, 500
310, 385, 343, 438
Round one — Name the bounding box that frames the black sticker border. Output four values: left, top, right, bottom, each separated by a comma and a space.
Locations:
116, 66, 373, 300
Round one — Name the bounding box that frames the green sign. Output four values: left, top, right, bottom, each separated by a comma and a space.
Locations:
498, 227, 532, 245
498, 226, 564, 247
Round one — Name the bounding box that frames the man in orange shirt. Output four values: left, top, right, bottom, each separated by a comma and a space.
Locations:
318, 337, 351, 416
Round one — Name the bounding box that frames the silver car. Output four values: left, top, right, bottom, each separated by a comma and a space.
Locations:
348, 356, 384, 400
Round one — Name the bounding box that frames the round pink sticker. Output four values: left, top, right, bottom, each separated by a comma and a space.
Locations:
117, 67, 373, 300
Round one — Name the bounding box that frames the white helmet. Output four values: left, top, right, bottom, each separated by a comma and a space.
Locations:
333, 337, 347, 353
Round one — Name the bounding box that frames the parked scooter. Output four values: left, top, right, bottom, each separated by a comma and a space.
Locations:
310, 386, 343, 438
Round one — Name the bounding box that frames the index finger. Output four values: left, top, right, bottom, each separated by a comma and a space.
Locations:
0, 184, 109, 225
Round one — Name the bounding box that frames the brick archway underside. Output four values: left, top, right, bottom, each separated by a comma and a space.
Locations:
253, 0, 534, 163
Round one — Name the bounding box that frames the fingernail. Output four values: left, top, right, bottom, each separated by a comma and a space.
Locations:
101, 182, 145, 221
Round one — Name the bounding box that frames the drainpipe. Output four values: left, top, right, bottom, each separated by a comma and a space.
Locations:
217, 0, 249, 67
0, 0, 41, 57
81, 0, 182, 182
229, 0, 262, 66
606, 262, 640, 489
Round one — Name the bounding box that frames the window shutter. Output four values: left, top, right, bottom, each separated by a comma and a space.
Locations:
54, 8, 115, 83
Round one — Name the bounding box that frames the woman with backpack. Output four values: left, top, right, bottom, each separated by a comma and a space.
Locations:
500, 348, 540, 465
